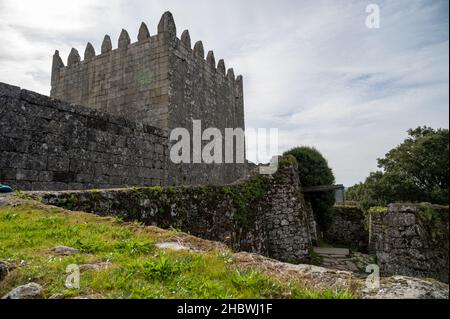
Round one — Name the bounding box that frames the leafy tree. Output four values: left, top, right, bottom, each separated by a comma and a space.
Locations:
283, 146, 336, 230
347, 126, 449, 209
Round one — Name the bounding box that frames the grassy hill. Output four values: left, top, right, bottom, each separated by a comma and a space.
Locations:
0, 197, 352, 299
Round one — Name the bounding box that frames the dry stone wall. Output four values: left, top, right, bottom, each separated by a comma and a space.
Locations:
369, 203, 449, 283
304, 201, 318, 244
0, 82, 168, 190
324, 205, 368, 251
27, 156, 312, 264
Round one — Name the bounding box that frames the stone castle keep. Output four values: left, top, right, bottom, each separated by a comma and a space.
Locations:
50, 11, 246, 186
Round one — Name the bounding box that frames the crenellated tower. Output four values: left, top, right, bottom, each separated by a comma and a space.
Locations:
50, 11, 246, 185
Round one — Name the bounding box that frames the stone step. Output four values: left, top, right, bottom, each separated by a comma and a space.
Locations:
313, 247, 350, 257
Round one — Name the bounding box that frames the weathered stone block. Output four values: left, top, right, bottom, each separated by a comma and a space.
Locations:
370, 203, 449, 283
0, 82, 167, 190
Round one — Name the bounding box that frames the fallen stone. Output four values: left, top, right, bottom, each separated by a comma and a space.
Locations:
2, 283, 43, 299
155, 242, 192, 251
79, 262, 112, 271
51, 246, 80, 256
313, 247, 350, 257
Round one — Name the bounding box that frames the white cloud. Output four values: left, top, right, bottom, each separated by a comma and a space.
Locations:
0, 0, 448, 186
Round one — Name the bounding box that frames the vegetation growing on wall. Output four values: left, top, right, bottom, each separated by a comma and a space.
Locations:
222, 175, 269, 227
416, 204, 449, 245
367, 206, 388, 214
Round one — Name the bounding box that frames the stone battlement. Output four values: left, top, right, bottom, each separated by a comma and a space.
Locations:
50, 11, 244, 132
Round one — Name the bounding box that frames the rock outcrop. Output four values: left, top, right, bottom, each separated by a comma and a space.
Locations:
2, 283, 43, 299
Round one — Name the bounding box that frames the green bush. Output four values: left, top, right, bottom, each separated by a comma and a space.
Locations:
284, 146, 336, 230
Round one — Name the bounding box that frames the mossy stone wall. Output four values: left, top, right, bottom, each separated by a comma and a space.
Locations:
370, 203, 449, 283
28, 156, 312, 263
324, 205, 368, 251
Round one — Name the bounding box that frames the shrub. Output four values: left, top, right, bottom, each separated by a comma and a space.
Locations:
284, 146, 336, 230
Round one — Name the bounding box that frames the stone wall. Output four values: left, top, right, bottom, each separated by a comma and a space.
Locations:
0, 82, 168, 190
369, 203, 449, 283
27, 156, 312, 264
50, 30, 171, 129
50, 12, 247, 185
166, 27, 246, 185
304, 201, 318, 244
324, 205, 368, 251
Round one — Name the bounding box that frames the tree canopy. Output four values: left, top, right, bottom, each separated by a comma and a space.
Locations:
346, 126, 449, 209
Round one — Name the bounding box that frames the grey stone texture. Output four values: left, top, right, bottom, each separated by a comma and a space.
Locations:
260, 157, 312, 263
2, 283, 43, 299
234, 252, 449, 299
304, 200, 318, 243
27, 156, 313, 264
67, 48, 81, 66
101, 35, 112, 54
50, 12, 247, 186
313, 247, 376, 274
369, 203, 449, 283
0, 82, 168, 191
84, 43, 96, 60
52, 31, 171, 129
138, 22, 150, 41
324, 205, 369, 251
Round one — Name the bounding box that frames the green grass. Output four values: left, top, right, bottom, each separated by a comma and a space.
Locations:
0, 202, 352, 299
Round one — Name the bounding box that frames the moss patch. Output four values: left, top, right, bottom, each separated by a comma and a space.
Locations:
367, 206, 388, 214
221, 175, 269, 227
417, 203, 449, 244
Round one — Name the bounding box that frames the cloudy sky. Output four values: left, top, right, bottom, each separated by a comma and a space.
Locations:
0, 0, 448, 186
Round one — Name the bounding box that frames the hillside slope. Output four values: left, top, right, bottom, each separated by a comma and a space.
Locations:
0, 195, 447, 299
